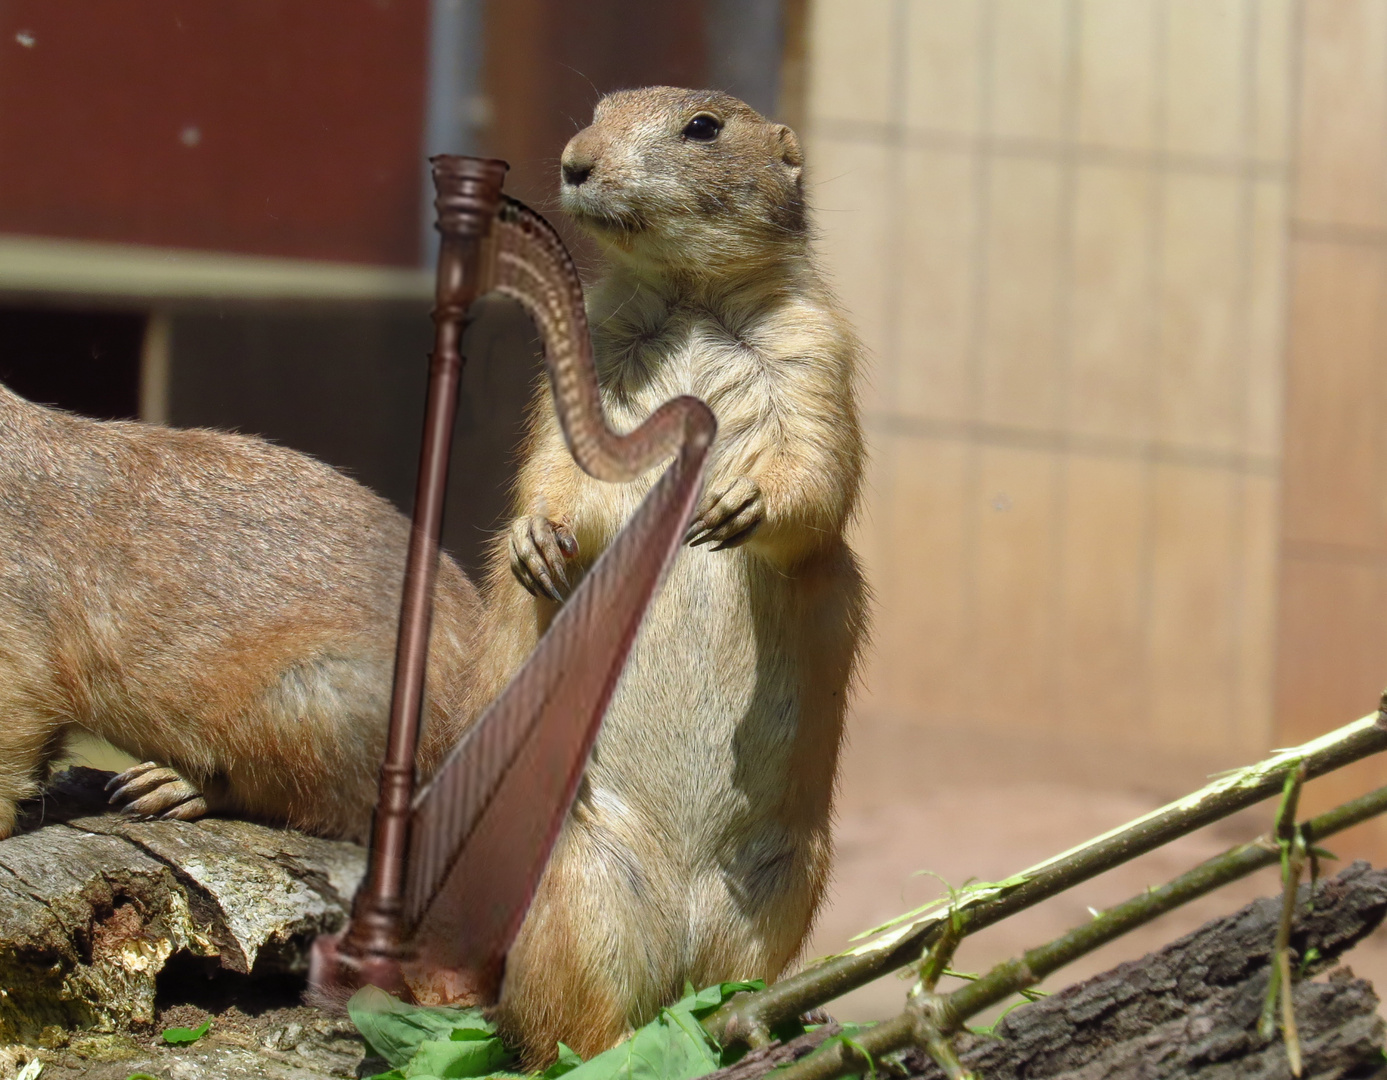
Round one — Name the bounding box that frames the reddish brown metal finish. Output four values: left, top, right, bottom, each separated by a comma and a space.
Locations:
310, 155, 509, 996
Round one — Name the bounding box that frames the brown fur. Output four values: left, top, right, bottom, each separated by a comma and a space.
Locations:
476, 88, 869, 1064
0, 387, 481, 843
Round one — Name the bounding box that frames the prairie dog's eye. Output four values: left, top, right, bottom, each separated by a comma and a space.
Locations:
682, 114, 722, 141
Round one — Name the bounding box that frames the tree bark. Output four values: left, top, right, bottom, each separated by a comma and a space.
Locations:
0, 767, 364, 1045
710, 863, 1387, 1080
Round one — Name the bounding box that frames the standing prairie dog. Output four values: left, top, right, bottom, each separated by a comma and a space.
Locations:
0, 386, 481, 843
477, 87, 868, 1064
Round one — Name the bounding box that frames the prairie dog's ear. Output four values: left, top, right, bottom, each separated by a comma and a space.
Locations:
776, 125, 804, 182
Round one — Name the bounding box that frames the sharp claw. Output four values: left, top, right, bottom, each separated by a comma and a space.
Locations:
109, 767, 184, 805
105, 762, 158, 792
533, 568, 561, 601
125, 780, 202, 817
161, 797, 209, 822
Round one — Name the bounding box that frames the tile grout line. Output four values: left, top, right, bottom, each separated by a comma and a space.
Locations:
807, 116, 1290, 180
1267, 0, 1306, 744
860, 412, 1281, 472
1048, 0, 1085, 737
960, 0, 998, 729
1136, 0, 1171, 748
1225, 0, 1260, 753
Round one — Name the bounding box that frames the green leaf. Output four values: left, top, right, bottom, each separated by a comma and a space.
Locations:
967, 997, 1031, 1038
161, 1017, 211, 1045
554, 983, 757, 1080
540, 1043, 585, 1079
558, 1015, 715, 1080
689, 981, 764, 1018
403, 1035, 514, 1078
348, 986, 497, 1068
356, 981, 761, 1080
832, 1036, 875, 1080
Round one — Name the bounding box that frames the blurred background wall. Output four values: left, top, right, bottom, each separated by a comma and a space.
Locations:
812, 0, 1287, 775
4, 0, 1387, 940
803, 0, 1387, 862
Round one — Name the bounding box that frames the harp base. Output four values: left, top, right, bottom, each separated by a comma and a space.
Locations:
308, 927, 411, 1001
401, 955, 504, 1008
309, 929, 504, 1012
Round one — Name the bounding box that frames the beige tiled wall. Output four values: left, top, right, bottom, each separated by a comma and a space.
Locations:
805, 0, 1294, 766
1277, 0, 1387, 847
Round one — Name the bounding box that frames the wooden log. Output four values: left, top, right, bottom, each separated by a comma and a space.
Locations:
0, 767, 364, 1045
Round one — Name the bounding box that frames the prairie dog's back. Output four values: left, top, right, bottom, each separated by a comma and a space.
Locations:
0, 384, 480, 841
2, 388, 400, 630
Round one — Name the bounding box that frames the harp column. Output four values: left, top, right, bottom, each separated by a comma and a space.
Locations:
310, 155, 509, 997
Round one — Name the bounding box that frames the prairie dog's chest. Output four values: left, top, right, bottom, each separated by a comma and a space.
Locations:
568, 289, 780, 543
592, 299, 767, 430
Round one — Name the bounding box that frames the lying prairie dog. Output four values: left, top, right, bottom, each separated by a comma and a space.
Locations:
473, 87, 869, 1064
0, 383, 481, 843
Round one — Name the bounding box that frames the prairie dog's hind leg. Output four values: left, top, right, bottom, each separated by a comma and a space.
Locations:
106, 761, 209, 821
0, 699, 65, 839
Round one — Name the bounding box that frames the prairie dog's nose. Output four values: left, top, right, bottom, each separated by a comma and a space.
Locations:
561, 129, 600, 188
562, 158, 593, 187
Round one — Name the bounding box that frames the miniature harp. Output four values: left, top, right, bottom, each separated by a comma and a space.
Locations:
310, 157, 715, 1001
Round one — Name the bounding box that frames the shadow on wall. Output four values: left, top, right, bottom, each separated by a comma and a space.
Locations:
168, 294, 541, 579
0, 295, 540, 580
0, 308, 145, 421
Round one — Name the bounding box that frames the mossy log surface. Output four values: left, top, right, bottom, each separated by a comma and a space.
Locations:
0, 767, 364, 1051
709, 863, 1387, 1080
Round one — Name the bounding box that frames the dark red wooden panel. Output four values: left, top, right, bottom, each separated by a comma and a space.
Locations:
484, 0, 707, 209
0, 1, 429, 265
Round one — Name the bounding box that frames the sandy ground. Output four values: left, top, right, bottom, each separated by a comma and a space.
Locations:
804, 715, 1387, 1025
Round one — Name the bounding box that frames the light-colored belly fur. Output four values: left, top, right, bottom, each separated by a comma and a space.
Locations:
496, 517, 863, 1056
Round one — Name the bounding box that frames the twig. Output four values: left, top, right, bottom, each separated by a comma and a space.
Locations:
771, 779, 1387, 1080
909, 991, 972, 1080
916, 905, 962, 994
705, 712, 1387, 1046
938, 970, 1045, 1004
1279, 944, 1302, 1075
1260, 765, 1307, 1076
910, 907, 968, 1078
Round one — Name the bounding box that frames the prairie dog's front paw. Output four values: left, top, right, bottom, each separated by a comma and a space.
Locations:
509, 515, 579, 600
106, 762, 209, 821
685, 477, 764, 550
